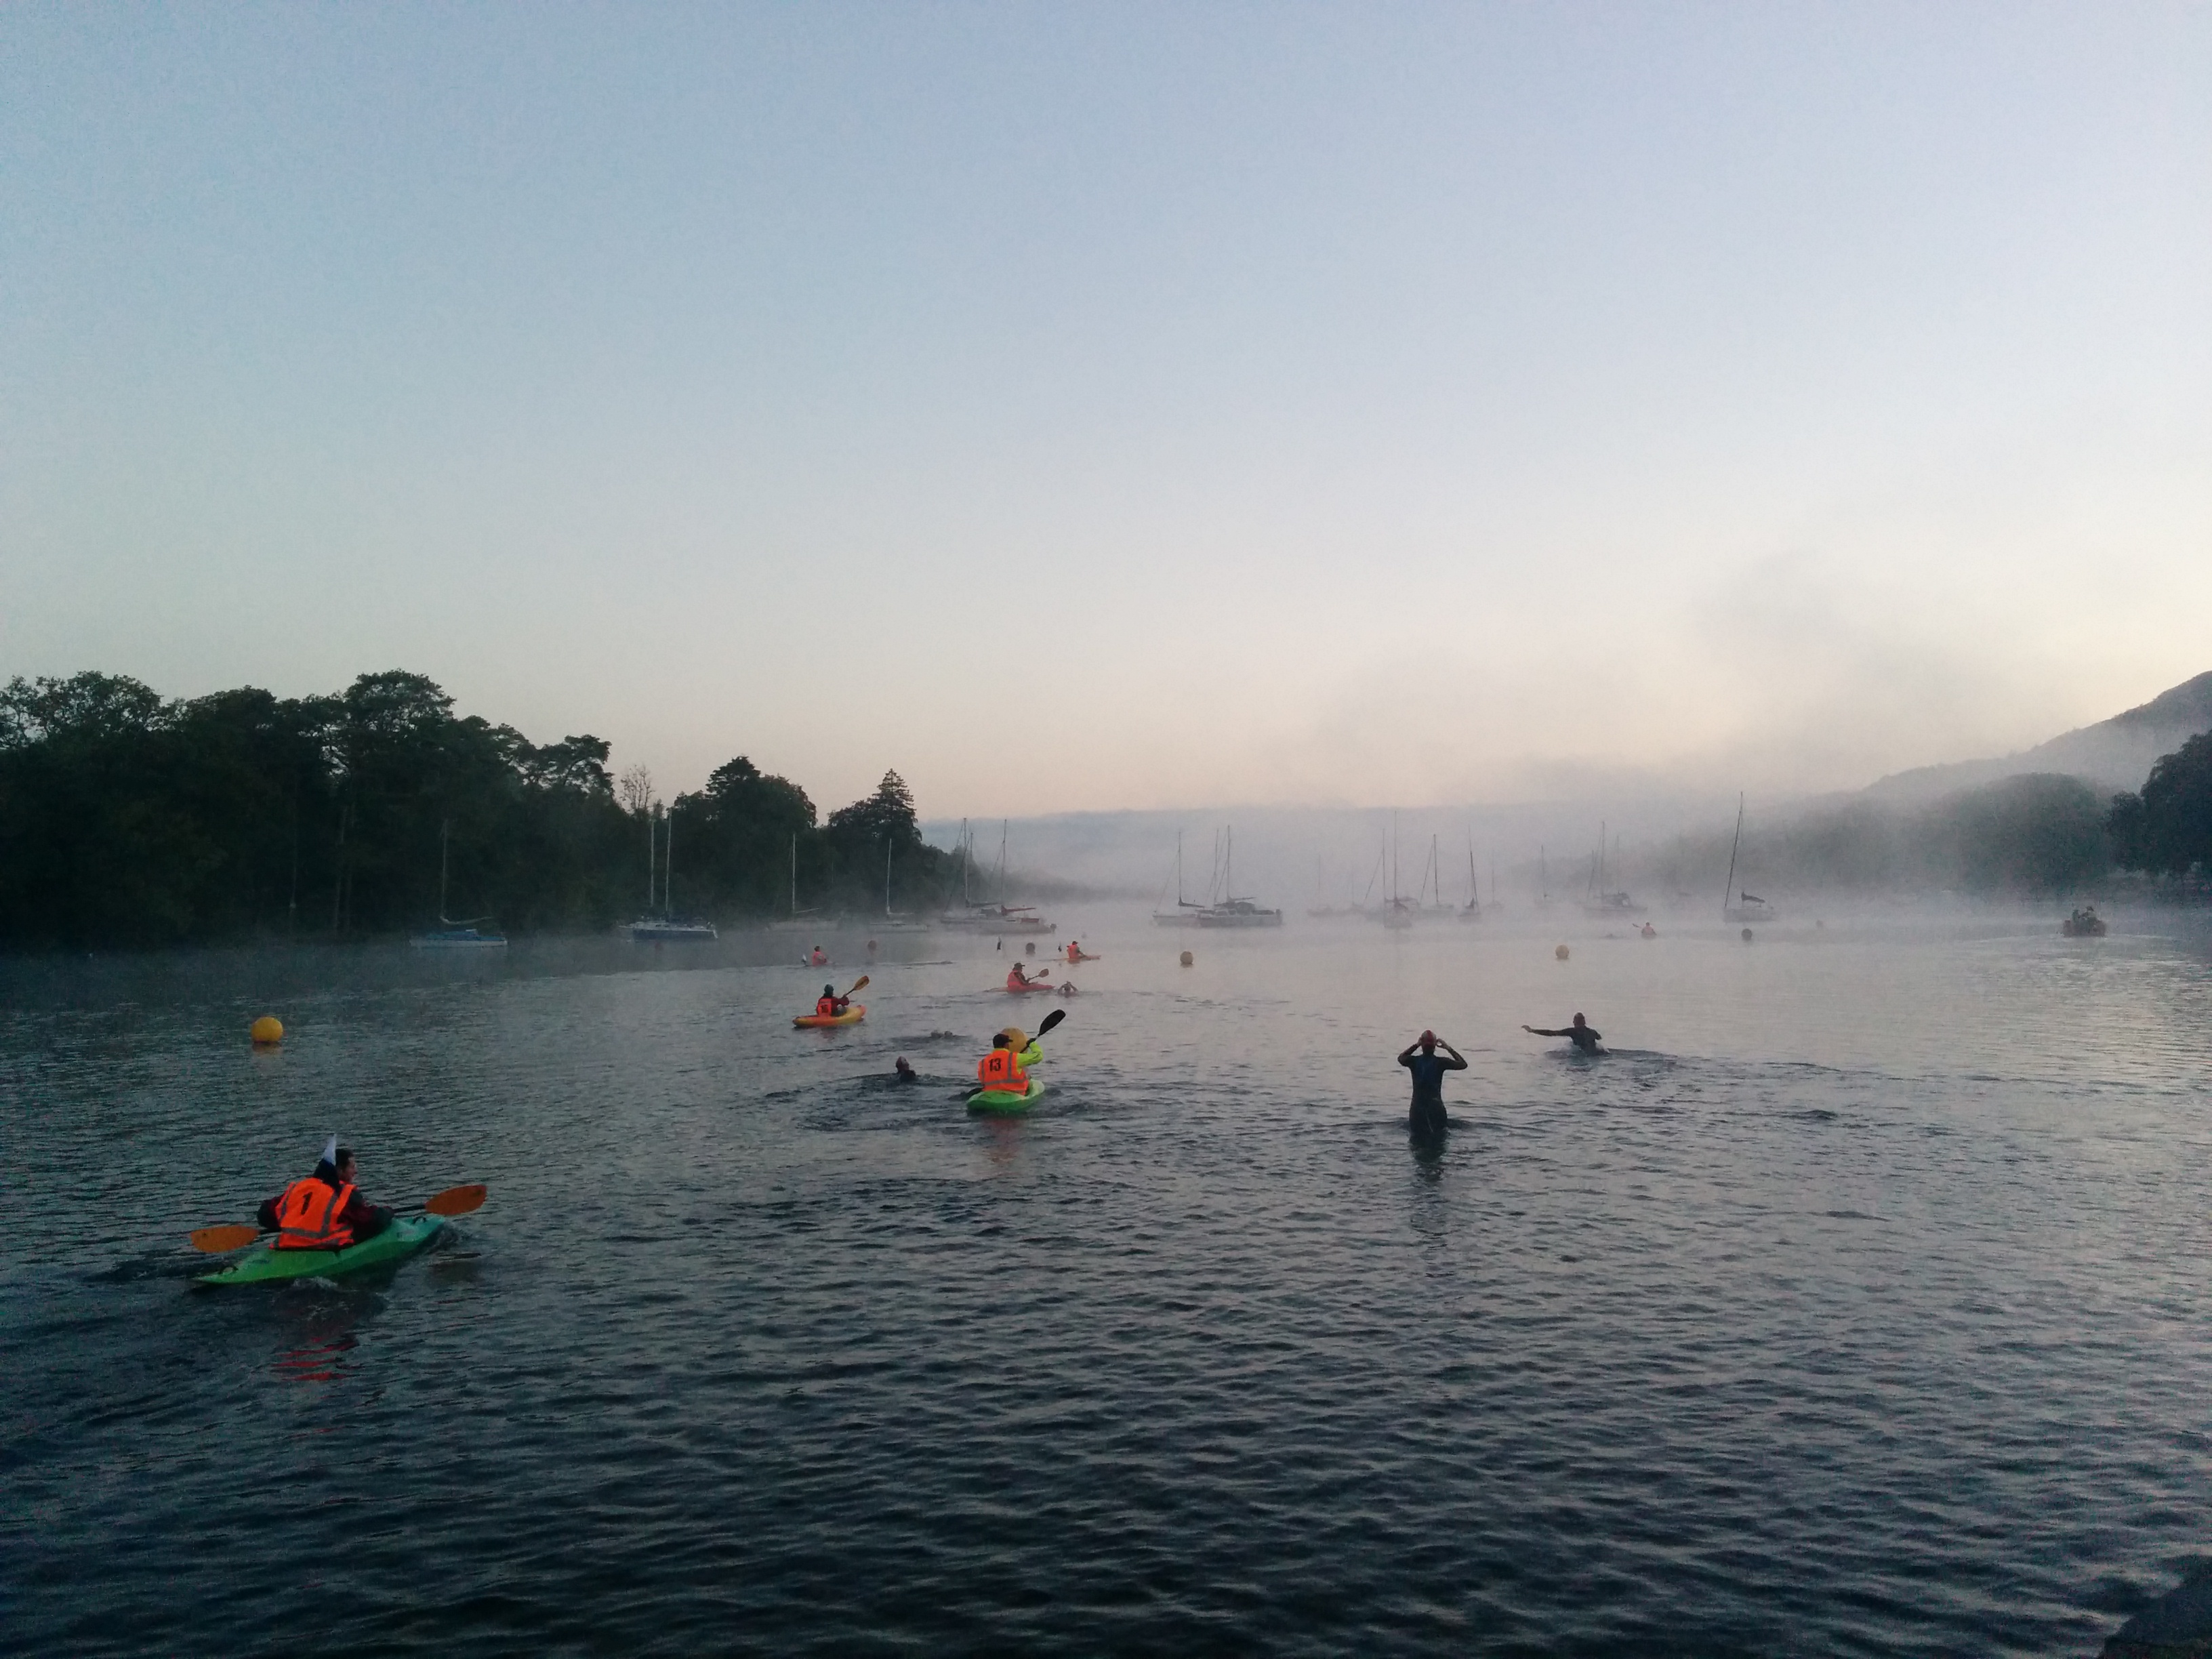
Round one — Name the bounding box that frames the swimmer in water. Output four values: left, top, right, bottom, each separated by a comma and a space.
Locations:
1523, 1013, 1602, 1054
893, 1057, 917, 1082
1396, 1029, 1467, 1139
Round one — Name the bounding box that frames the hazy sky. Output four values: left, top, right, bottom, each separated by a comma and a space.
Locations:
3, 4, 2207, 819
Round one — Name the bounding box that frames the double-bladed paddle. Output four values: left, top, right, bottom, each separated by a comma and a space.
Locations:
188, 1182, 489, 1252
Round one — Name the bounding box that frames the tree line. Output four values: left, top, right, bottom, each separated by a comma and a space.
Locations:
0, 670, 965, 949
1650, 741, 2211, 901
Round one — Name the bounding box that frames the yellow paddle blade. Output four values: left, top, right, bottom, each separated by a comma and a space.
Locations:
190, 1224, 260, 1253
422, 1183, 487, 1217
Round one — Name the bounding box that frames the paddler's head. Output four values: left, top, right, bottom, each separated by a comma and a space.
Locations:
823, 984, 835, 998
991, 1033, 1010, 1050
334, 1147, 357, 1183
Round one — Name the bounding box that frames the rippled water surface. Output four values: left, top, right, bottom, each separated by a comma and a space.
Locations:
6, 909, 2212, 1656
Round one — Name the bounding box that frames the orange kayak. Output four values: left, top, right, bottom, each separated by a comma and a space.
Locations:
793, 1003, 865, 1028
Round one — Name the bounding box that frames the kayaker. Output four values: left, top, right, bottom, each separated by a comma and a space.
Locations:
815, 984, 849, 1018
1523, 1014, 1603, 1054
976, 1032, 1028, 1093
255, 1139, 392, 1250
1396, 1031, 1468, 1139
1006, 962, 1048, 991
894, 1057, 917, 1082
808, 945, 828, 966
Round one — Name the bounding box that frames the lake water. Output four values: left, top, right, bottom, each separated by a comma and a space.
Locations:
5, 906, 2210, 1656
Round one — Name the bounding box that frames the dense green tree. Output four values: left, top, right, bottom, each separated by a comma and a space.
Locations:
1929, 773, 2109, 895
2110, 733, 2212, 875
666, 756, 819, 918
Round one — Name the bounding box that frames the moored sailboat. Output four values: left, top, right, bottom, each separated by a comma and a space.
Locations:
412, 819, 508, 949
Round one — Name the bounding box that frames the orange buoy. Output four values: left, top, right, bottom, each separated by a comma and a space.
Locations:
249, 1015, 284, 1046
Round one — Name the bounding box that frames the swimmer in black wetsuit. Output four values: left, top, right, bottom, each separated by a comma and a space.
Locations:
1522, 1013, 1602, 1054
1397, 1029, 1468, 1139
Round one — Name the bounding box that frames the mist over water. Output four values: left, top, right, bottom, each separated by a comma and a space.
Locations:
7, 906, 2211, 1654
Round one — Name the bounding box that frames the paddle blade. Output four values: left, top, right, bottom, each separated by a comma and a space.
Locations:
190, 1224, 260, 1254
846, 975, 869, 995
1035, 1008, 1067, 1039
422, 1183, 487, 1217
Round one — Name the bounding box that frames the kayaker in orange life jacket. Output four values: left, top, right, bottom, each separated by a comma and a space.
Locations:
1006, 962, 1048, 991
976, 1032, 1029, 1092
255, 1139, 392, 1250
816, 984, 849, 1018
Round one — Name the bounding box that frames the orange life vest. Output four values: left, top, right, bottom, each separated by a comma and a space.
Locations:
274, 1176, 356, 1250
977, 1047, 1027, 1090
1065, 944, 1079, 962
817, 996, 838, 1017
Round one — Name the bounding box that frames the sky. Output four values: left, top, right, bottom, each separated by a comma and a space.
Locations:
3, 3, 2207, 821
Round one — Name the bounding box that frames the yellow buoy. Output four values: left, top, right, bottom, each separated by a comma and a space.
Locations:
249, 1015, 284, 1046
1179, 950, 1193, 967
1554, 944, 1570, 961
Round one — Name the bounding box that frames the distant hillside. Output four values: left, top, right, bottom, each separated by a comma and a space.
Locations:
1862, 671, 2212, 806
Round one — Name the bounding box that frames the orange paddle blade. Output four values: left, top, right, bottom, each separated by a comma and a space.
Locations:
190, 1224, 260, 1253
846, 975, 869, 995
422, 1183, 487, 1217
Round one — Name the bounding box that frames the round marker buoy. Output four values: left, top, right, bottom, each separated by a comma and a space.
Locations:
1741, 927, 1755, 943
1179, 949, 1193, 967
1554, 944, 1570, 961
249, 1015, 284, 1046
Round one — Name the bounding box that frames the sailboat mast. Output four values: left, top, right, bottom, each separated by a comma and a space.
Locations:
1723, 794, 1745, 918
960, 819, 970, 907
998, 820, 1007, 907
1177, 830, 1184, 905
439, 817, 451, 924
885, 838, 893, 915
647, 806, 657, 912
789, 832, 797, 917
663, 811, 672, 915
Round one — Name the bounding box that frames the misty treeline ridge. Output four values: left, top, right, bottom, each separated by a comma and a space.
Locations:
0, 669, 976, 949
1618, 759, 2211, 901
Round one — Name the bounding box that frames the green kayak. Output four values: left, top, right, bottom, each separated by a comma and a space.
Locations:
195, 1214, 447, 1288
967, 1079, 1047, 1114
